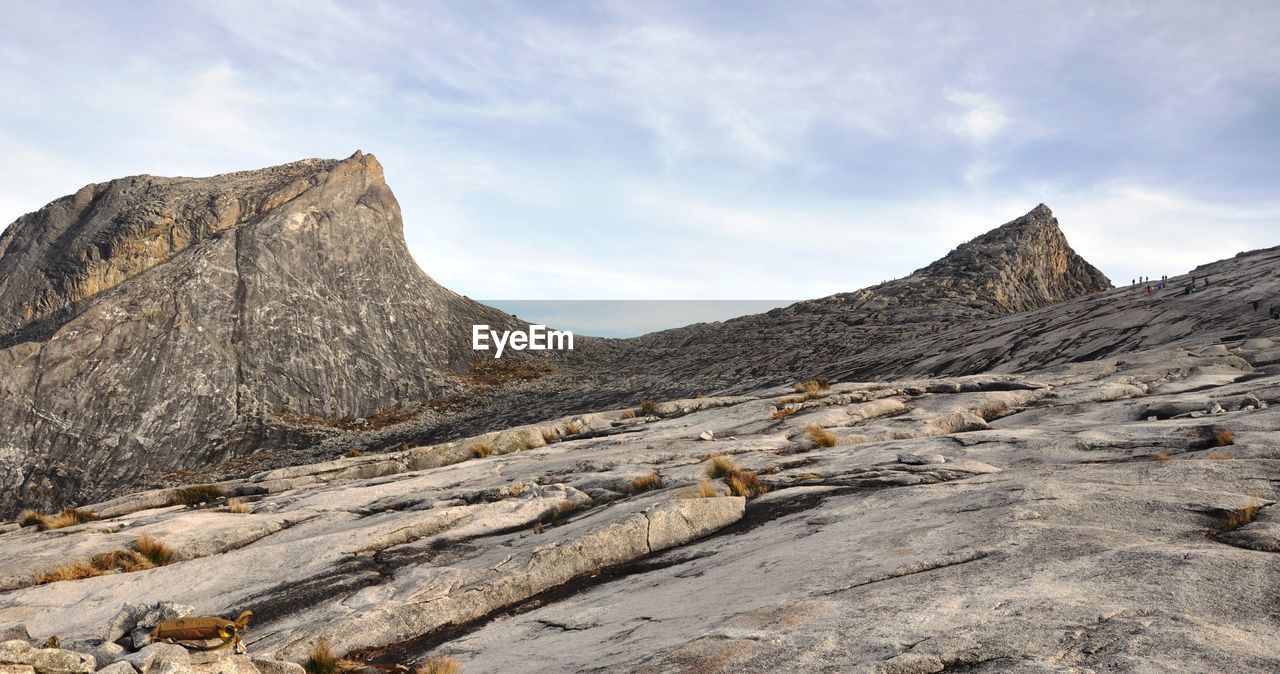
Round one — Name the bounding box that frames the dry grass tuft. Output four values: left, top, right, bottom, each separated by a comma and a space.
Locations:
565, 421, 584, 435
703, 455, 767, 497
793, 379, 831, 394
640, 399, 660, 416
630, 472, 663, 494
470, 443, 497, 458
1215, 429, 1235, 446
805, 425, 838, 448
1149, 453, 1174, 462
679, 480, 721, 499
620, 409, 637, 420
304, 638, 339, 674
26, 508, 99, 531
35, 548, 159, 585
35, 561, 101, 585
726, 471, 768, 498
344, 449, 365, 458
1208, 451, 1232, 460
226, 498, 253, 514
550, 499, 579, 520
1217, 503, 1262, 533
705, 455, 738, 479
135, 535, 176, 566
416, 657, 462, 674
170, 484, 224, 507
770, 406, 800, 421
541, 428, 560, 444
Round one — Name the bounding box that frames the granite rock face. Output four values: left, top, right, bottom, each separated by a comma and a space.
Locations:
0, 152, 521, 515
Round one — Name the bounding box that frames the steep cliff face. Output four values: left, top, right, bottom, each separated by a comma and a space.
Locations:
0, 152, 520, 514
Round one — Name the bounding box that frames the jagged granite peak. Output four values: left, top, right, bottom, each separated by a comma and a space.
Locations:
601, 204, 1114, 387
908, 203, 1112, 313
0, 151, 521, 515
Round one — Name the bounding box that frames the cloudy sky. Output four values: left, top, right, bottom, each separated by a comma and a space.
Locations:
1, 1, 1277, 323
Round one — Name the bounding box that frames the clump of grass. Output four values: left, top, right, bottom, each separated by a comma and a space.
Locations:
640, 399, 660, 416
679, 480, 720, 499
35, 548, 157, 585
416, 657, 461, 674
630, 472, 663, 493
1217, 503, 1262, 533
226, 498, 253, 514
304, 638, 338, 674
541, 428, 560, 444
549, 499, 579, 520
565, 421, 584, 435
726, 471, 768, 498
1149, 453, 1174, 462
770, 406, 799, 421
169, 484, 224, 507
805, 425, 838, 448
1208, 451, 1232, 460
793, 379, 831, 394
134, 535, 175, 566
705, 455, 738, 479
702, 455, 767, 498
533, 521, 543, 534
1215, 429, 1235, 446
470, 443, 496, 458
24, 508, 99, 531
344, 449, 365, 458
619, 409, 637, 420
35, 561, 100, 585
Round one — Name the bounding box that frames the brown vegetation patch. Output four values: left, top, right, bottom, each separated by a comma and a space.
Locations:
679, 481, 721, 499
805, 425, 838, 448
135, 535, 176, 566
1207, 451, 1232, 460
630, 472, 663, 493
1214, 429, 1235, 446
640, 399, 661, 416
170, 484, 224, 507
470, 443, 497, 458
416, 658, 462, 674
1217, 503, 1262, 533
703, 455, 767, 498
460, 358, 554, 389
793, 379, 831, 394
226, 498, 254, 514
20, 508, 99, 531
1149, 453, 1173, 462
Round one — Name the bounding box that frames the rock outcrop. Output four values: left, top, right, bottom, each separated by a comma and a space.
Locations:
0, 152, 522, 515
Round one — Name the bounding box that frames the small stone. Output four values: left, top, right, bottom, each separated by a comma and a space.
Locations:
1147, 416, 1158, 421
120, 644, 188, 674
249, 661, 305, 674
95, 663, 137, 674
898, 452, 946, 465
698, 430, 715, 441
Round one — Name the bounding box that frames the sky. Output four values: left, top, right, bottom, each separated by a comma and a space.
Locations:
1, 1, 1278, 334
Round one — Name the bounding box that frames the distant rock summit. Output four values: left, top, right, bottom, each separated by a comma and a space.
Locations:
0, 152, 519, 514
610, 204, 1113, 385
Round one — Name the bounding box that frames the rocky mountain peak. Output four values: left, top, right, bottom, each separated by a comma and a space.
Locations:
906, 204, 1112, 314
0, 151, 384, 345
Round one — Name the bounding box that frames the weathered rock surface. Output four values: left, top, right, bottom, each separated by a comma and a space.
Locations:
3, 331, 1279, 671
0, 152, 524, 515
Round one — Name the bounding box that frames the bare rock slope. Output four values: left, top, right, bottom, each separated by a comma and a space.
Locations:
0, 152, 521, 514
2, 331, 1279, 672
